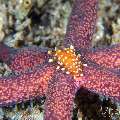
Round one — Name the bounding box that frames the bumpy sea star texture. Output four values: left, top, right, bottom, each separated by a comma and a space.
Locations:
81, 43, 120, 73
44, 0, 120, 119
64, 0, 98, 50
0, 43, 49, 73
44, 61, 120, 119
0, 0, 120, 119
0, 62, 55, 106
44, 71, 76, 120
82, 64, 120, 101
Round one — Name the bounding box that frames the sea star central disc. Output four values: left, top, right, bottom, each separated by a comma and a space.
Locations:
48, 45, 84, 78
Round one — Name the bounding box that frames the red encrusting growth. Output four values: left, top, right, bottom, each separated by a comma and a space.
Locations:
64, 0, 98, 50
44, 71, 76, 120
0, 63, 55, 106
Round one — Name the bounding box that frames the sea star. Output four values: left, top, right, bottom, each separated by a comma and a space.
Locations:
0, 43, 50, 73
0, 0, 120, 120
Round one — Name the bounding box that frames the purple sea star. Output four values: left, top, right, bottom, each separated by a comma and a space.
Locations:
0, 0, 120, 119
0, 43, 49, 73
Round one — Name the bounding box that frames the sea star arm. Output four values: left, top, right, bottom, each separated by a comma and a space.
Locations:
0, 62, 56, 106
9, 46, 50, 73
44, 64, 120, 120
44, 71, 76, 120
64, 0, 98, 50
80, 43, 120, 73
79, 64, 120, 102
0, 43, 50, 73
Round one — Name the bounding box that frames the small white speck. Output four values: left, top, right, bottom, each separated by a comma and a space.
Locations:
61, 68, 65, 71
70, 45, 74, 49
66, 51, 70, 53
83, 64, 87, 66
48, 51, 52, 54
56, 66, 60, 70
80, 73, 84, 77
48, 59, 53, 62
77, 54, 81, 57
57, 61, 63, 65
66, 71, 70, 74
